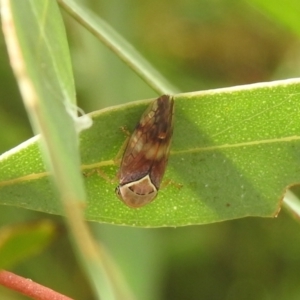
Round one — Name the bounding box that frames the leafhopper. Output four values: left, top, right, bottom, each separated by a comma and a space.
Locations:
115, 95, 174, 208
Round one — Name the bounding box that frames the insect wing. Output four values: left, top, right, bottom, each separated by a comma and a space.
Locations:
116, 95, 174, 207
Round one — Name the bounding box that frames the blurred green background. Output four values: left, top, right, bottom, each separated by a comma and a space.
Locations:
1, 0, 300, 299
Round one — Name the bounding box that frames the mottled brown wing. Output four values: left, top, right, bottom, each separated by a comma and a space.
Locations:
118, 95, 174, 189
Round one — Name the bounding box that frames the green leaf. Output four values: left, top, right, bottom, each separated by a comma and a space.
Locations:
0, 220, 56, 269
58, 0, 179, 95
1, 79, 300, 227
1, 2, 121, 299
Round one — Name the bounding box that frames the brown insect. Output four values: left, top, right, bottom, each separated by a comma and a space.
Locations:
115, 95, 174, 208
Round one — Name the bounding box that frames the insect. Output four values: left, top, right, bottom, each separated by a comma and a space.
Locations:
115, 95, 174, 208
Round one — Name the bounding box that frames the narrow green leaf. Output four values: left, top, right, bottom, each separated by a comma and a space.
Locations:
1, 0, 85, 197
58, 0, 179, 95
1, 80, 300, 227
1, 2, 135, 299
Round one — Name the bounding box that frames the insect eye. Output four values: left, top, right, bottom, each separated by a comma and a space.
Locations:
115, 186, 120, 195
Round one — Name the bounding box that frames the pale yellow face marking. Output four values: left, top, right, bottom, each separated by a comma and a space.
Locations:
116, 175, 158, 208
